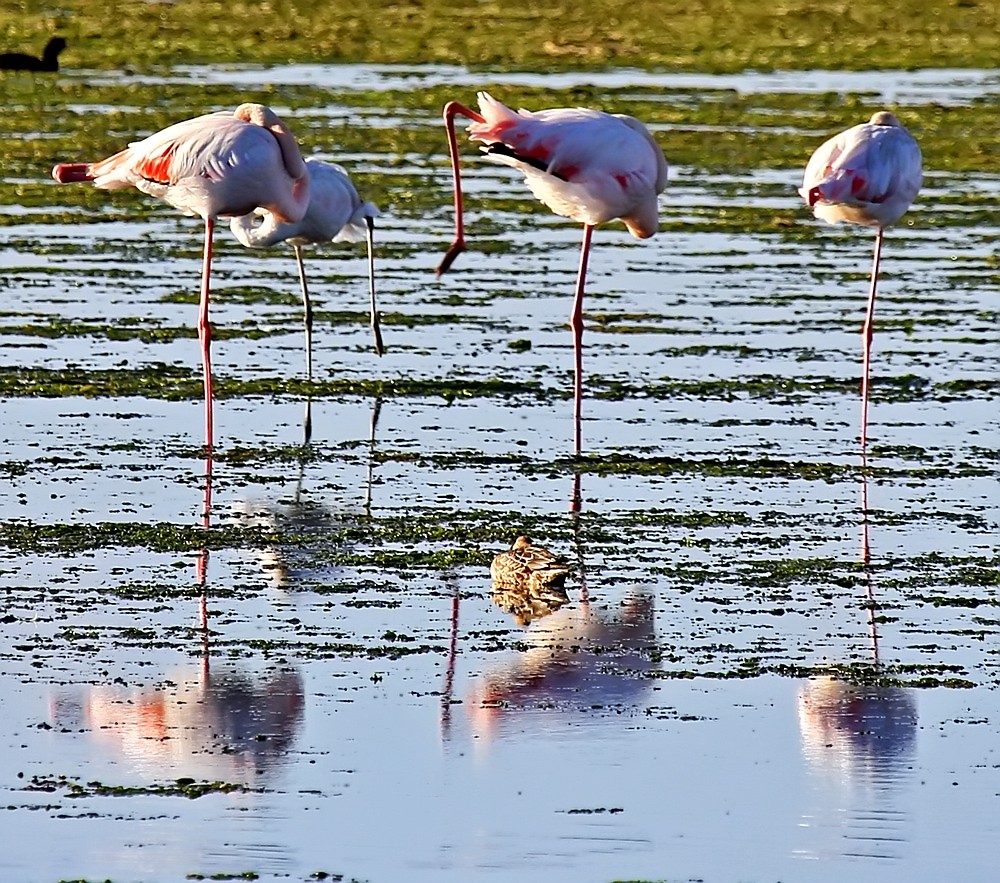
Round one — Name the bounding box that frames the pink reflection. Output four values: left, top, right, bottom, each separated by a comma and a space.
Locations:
797, 677, 917, 784
467, 591, 657, 743
793, 448, 919, 862
48, 666, 304, 782
46, 447, 304, 783
796, 451, 918, 784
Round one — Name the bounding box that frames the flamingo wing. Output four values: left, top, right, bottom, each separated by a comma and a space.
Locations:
802, 118, 921, 227
467, 92, 665, 234
84, 112, 302, 221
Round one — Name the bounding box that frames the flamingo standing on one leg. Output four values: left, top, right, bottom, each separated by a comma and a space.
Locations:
800, 111, 922, 448
437, 91, 668, 455
51, 103, 311, 451
230, 158, 383, 381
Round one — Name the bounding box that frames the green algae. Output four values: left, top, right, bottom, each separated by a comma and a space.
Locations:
1, 365, 995, 418
1, 0, 997, 72
760, 662, 976, 688
23, 774, 256, 799
185, 873, 261, 882
0, 520, 279, 553
0, 365, 544, 402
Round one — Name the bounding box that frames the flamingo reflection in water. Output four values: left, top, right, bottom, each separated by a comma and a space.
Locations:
796, 672, 917, 861
49, 456, 304, 782
234, 397, 383, 590
797, 677, 917, 788
441, 474, 592, 742
795, 460, 917, 860
467, 588, 658, 744
48, 665, 305, 782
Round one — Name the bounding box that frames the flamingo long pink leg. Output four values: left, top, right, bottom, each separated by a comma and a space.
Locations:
291, 243, 319, 444
859, 228, 884, 448
860, 449, 871, 565
570, 224, 595, 457
437, 101, 486, 276
859, 449, 880, 661
198, 217, 215, 451
569, 470, 582, 515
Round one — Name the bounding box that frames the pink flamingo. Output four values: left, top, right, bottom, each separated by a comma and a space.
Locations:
52, 103, 311, 450
438, 92, 668, 454
800, 111, 922, 447
230, 158, 382, 379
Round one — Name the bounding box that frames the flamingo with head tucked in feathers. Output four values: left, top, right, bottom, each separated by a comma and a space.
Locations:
230, 158, 382, 380
437, 91, 668, 455
51, 103, 311, 451
800, 111, 922, 447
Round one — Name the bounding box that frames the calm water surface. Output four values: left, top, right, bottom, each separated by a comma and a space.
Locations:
0, 63, 997, 882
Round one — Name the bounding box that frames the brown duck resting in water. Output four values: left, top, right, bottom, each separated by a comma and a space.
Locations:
490, 535, 572, 626
490, 535, 571, 592
0, 37, 66, 71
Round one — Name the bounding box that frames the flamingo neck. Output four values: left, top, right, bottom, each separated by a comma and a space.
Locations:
234, 103, 310, 223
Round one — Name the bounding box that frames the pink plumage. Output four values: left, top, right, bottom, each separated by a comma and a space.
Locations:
800, 111, 922, 447
466, 92, 667, 237
437, 91, 668, 457
801, 110, 921, 229
52, 103, 311, 450
230, 158, 383, 382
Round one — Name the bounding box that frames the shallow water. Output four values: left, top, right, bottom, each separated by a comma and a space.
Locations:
1, 63, 998, 882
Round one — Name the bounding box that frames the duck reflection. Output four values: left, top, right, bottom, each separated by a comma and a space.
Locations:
490, 581, 570, 626
795, 456, 918, 861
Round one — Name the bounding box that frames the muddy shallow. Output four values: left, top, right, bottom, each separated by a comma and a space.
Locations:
1, 63, 998, 882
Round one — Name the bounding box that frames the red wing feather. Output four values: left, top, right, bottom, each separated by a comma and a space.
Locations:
135, 142, 177, 184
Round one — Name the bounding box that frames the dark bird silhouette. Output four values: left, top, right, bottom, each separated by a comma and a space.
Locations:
0, 37, 67, 71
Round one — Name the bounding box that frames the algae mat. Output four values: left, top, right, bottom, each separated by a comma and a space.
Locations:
1, 0, 998, 71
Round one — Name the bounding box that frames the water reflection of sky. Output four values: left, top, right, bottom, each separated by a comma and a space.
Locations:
3, 612, 999, 881
71, 64, 1000, 107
